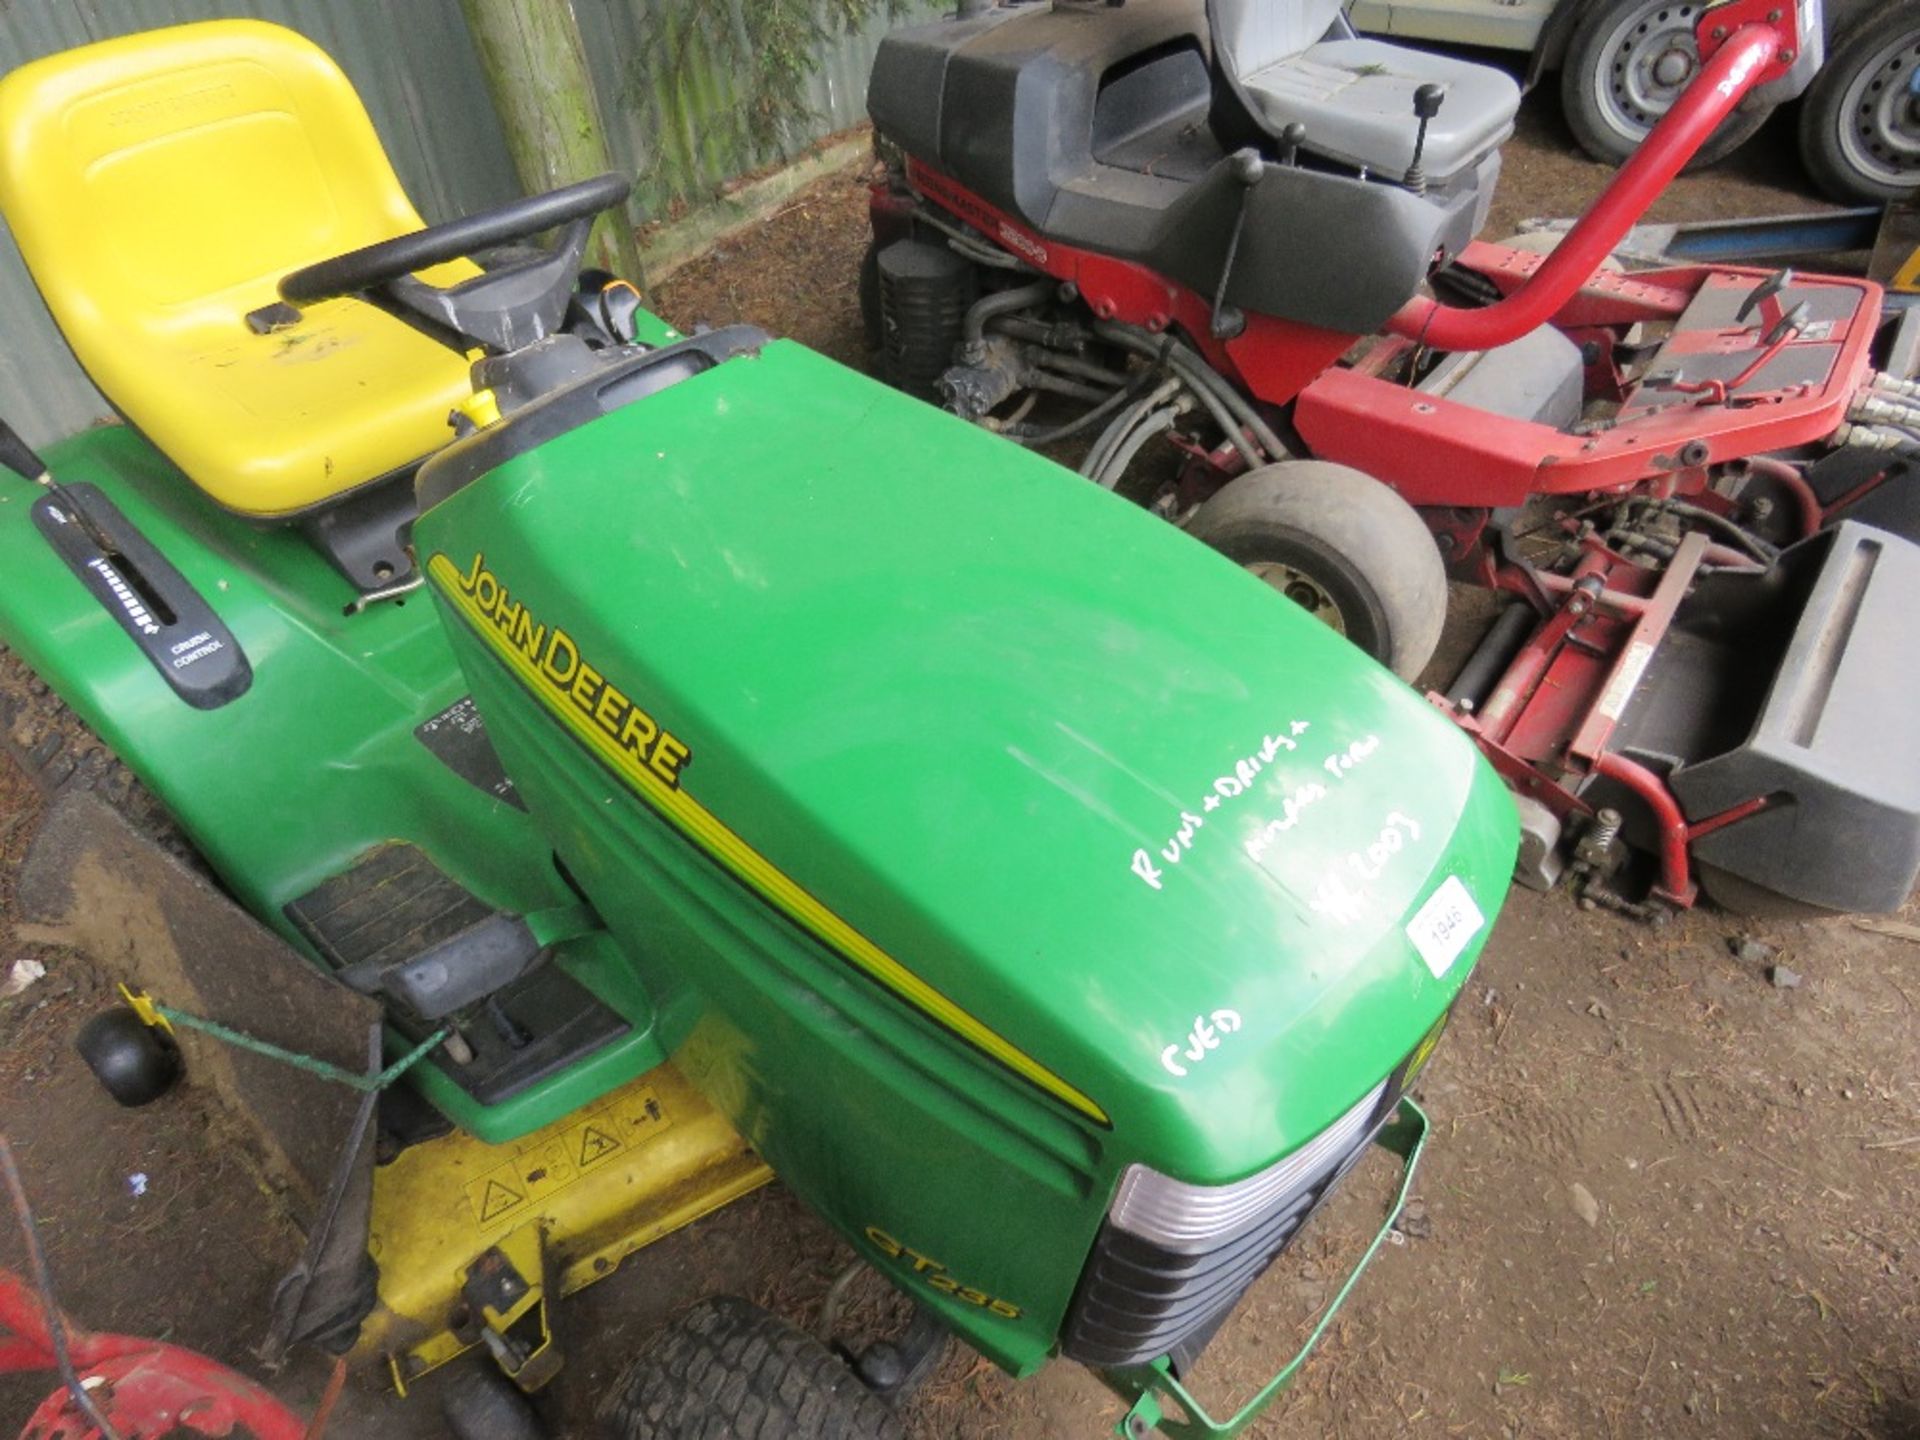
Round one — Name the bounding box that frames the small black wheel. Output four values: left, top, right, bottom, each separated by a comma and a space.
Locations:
76, 1007, 181, 1107
443, 1360, 546, 1440
1184, 461, 1447, 682
1797, 7, 1920, 203
1697, 863, 1836, 922
1559, 0, 1774, 169
606, 1296, 904, 1440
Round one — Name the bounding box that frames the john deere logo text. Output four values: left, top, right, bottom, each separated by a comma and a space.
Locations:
449, 552, 692, 788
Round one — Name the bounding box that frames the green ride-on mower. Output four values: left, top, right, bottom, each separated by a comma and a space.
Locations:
0, 20, 1517, 1438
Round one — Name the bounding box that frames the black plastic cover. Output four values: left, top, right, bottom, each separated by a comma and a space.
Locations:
867, 0, 1484, 335
298, 468, 418, 591
1613, 522, 1920, 913
416, 327, 769, 514
287, 842, 629, 1105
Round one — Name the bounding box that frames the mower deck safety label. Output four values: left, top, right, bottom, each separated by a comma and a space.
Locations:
465, 1085, 671, 1230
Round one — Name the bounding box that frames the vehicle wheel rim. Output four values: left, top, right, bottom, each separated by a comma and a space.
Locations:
1244, 561, 1347, 634
1838, 29, 1920, 189
1597, 2, 1705, 142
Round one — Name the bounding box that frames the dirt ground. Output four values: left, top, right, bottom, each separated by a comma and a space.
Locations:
4, 75, 1919, 1440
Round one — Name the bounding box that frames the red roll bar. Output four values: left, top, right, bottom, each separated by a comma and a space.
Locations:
1388, 6, 1803, 353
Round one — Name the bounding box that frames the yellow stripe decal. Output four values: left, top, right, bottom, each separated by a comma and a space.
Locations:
427, 553, 1108, 1125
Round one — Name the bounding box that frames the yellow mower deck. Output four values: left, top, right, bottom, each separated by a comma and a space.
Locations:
360, 1062, 772, 1390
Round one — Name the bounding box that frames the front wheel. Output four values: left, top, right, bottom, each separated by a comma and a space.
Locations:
1184, 461, 1447, 682
607, 1297, 904, 1440
1797, 7, 1920, 203
1559, 0, 1774, 169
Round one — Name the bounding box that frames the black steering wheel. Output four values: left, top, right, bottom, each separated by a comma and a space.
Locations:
279, 173, 632, 307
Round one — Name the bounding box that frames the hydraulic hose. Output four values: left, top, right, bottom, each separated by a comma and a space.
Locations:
963, 281, 1052, 343
1387, 23, 1784, 352
1025, 370, 1112, 404
1027, 352, 1132, 388
1092, 405, 1185, 490
1005, 377, 1143, 447
1658, 499, 1780, 565
1836, 422, 1920, 461
1091, 321, 1289, 463
1171, 363, 1263, 473
1083, 377, 1183, 479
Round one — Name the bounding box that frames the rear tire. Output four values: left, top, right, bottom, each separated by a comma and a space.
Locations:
0, 645, 180, 846
1559, 0, 1774, 169
1184, 461, 1447, 682
1797, 7, 1920, 203
606, 1297, 903, 1440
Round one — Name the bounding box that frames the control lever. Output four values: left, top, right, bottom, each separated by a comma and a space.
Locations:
1209, 147, 1267, 341
0, 417, 48, 485
1404, 83, 1446, 195
1277, 120, 1306, 169
1736, 268, 1794, 325
0, 415, 122, 558
1764, 300, 1811, 349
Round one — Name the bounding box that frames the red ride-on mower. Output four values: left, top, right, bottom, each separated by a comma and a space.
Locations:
0, 1272, 312, 1440
0, 1134, 312, 1440
863, 0, 1920, 918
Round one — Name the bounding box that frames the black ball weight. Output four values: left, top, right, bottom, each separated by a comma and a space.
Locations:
76, 1008, 181, 1107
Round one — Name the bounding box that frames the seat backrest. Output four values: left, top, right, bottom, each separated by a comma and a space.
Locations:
1207, 0, 1349, 83
0, 20, 476, 517
0, 20, 424, 350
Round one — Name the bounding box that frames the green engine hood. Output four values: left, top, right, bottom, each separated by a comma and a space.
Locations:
415, 338, 1517, 1182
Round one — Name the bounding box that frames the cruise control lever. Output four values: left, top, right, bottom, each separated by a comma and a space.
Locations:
0, 417, 48, 485
0, 415, 123, 557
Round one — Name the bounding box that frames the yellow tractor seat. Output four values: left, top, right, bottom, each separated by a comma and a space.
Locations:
0, 20, 479, 519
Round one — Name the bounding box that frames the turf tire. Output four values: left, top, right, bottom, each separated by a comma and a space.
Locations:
1184, 461, 1447, 682
606, 1296, 904, 1440
0, 644, 179, 846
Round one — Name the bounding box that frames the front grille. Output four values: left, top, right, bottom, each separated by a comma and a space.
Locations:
1060, 1074, 1405, 1370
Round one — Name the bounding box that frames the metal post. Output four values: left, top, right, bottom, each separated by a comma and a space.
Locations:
459, 0, 646, 285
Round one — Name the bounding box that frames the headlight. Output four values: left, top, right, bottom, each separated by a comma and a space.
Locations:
1106, 1080, 1388, 1254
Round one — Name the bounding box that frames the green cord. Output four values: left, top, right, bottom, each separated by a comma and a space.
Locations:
154, 1004, 449, 1094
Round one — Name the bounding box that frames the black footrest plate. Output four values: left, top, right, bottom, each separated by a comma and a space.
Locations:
287, 843, 628, 1104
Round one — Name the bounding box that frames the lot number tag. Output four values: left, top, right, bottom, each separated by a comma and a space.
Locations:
1406, 875, 1483, 979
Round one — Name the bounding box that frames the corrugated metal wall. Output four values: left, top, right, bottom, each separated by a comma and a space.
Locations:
0, 0, 917, 448
576, 0, 906, 220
